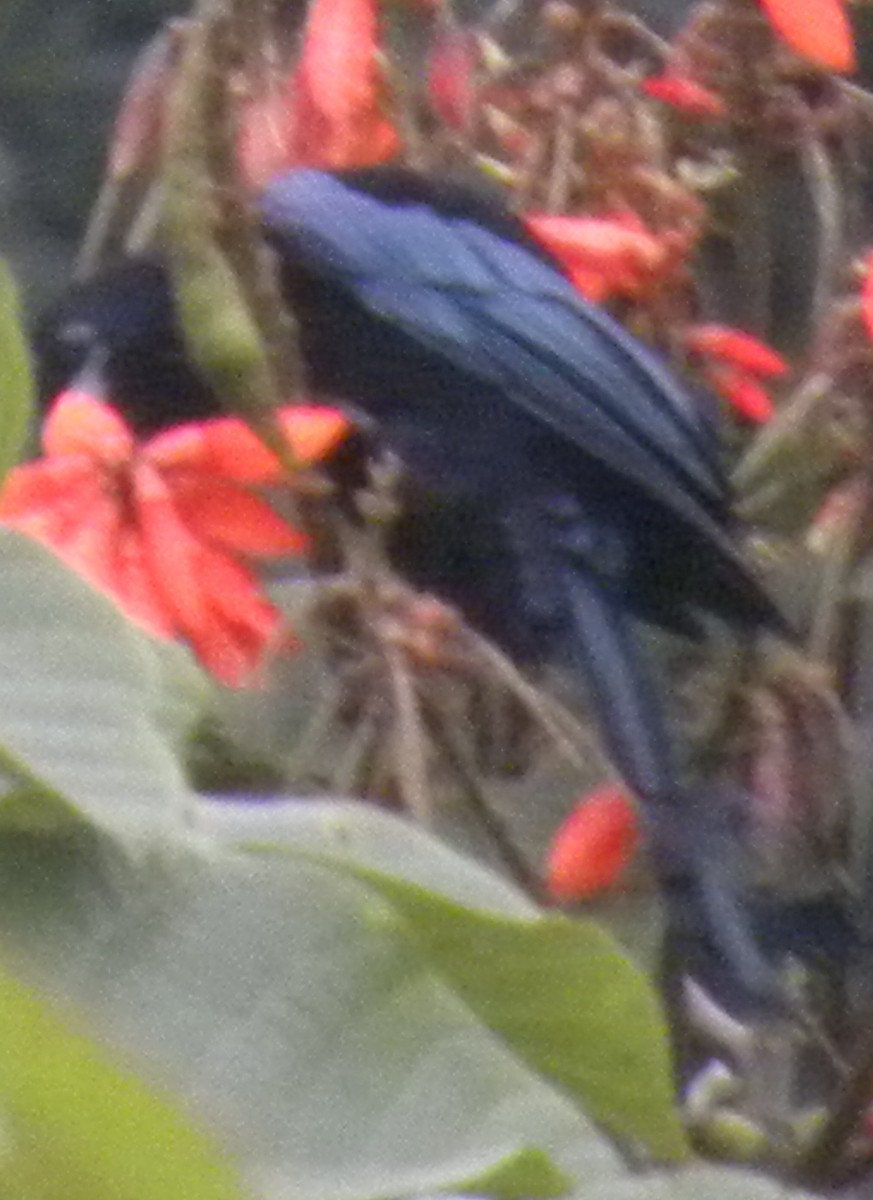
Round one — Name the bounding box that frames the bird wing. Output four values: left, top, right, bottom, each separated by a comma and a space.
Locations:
260, 170, 730, 549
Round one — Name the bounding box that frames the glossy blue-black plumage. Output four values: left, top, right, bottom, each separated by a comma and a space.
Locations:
40, 167, 789, 1006
264, 171, 798, 1007
263, 170, 728, 535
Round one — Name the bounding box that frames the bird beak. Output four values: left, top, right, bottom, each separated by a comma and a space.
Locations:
45, 350, 110, 413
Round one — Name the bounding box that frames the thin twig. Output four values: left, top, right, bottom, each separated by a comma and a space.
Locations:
333, 698, 382, 796
125, 180, 165, 255
732, 135, 773, 338
425, 699, 547, 902
467, 627, 607, 774
733, 372, 833, 498
796, 1017, 873, 1185
801, 136, 843, 339
808, 476, 869, 665
385, 640, 433, 825
283, 670, 349, 781
546, 100, 575, 213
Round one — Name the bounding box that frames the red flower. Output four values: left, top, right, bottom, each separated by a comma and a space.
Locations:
526, 211, 686, 303
545, 784, 640, 901
686, 324, 788, 423
239, 0, 399, 188
427, 26, 479, 132
686, 325, 788, 378
758, 0, 855, 74
861, 250, 873, 345
0, 394, 349, 687
642, 73, 725, 119
704, 368, 776, 423
238, 75, 302, 193
294, 0, 399, 167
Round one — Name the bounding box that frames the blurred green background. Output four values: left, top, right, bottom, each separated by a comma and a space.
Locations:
0, 0, 179, 307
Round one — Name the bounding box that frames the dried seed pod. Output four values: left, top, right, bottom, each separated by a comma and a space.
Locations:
741, 656, 852, 900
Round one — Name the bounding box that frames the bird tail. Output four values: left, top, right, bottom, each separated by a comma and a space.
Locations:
561, 563, 783, 1010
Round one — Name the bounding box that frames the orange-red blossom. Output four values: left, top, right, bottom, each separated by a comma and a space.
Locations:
0, 393, 349, 687
546, 783, 640, 901
525, 210, 692, 304
686, 324, 788, 424
238, 0, 399, 188
758, 0, 855, 75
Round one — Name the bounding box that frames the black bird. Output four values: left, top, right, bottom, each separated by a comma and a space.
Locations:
40, 166, 791, 1008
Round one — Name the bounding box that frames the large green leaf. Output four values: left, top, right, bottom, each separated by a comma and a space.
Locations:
0, 260, 33, 484
197, 796, 536, 916
360, 880, 684, 1161
0, 959, 249, 1200
0, 531, 192, 839
0, 821, 620, 1200
201, 799, 687, 1163
579, 1164, 817, 1199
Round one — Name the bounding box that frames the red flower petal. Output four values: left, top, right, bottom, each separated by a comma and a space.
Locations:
686, 325, 788, 378
546, 784, 640, 901
758, 0, 856, 74
0, 459, 101, 532
148, 406, 350, 482
706, 364, 775, 423
292, 0, 400, 169
54, 488, 126, 598
184, 544, 281, 686
427, 26, 478, 131
43, 392, 133, 463
166, 471, 307, 558
557, 269, 610, 303
239, 0, 401, 186
112, 523, 176, 638
277, 405, 352, 468
133, 461, 212, 637
642, 73, 725, 119
526, 212, 669, 300
238, 72, 299, 192
0, 399, 289, 684
861, 251, 873, 345
146, 420, 275, 480
0, 455, 177, 639
134, 461, 282, 684
0, 397, 183, 640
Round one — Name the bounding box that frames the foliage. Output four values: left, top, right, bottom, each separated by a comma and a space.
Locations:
0, 958, 248, 1200
1, 0, 873, 1196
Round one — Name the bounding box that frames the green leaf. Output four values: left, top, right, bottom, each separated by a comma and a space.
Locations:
0, 531, 192, 839
0, 958, 250, 1200
0, 822, 621, 1200
199, 796, 535, 916
0, 260, 34, 484
579, 1163, 817, 1199
459, 1147, 569, 1199
203, 799, 688, 1163
358, 876, 687, 1162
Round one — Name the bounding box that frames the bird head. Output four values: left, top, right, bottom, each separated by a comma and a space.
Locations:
37, 258, 221, 436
